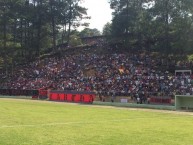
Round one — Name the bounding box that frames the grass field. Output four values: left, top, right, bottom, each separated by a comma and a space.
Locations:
0, 98, 193, 145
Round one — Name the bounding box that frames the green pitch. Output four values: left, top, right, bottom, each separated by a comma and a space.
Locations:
0, 98, 193, 145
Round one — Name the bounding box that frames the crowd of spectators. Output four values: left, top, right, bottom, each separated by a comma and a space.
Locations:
1, 46, 193, 100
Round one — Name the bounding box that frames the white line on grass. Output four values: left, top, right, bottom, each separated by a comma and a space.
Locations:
0, 116, 183, 129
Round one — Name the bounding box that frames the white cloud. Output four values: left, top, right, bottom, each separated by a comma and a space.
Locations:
79, 0, 113, 32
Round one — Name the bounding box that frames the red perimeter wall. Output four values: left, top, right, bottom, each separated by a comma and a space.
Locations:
49, 90, 95, 103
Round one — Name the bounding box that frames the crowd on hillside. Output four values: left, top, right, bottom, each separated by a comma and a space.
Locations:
1, 47, 193, 100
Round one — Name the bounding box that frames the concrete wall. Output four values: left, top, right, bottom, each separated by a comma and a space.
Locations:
175, 95, 193, 110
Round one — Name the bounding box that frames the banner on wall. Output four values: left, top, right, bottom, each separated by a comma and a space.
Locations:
49, 90, 95, 103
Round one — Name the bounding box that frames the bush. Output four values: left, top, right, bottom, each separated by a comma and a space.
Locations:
69, 35, 82, 47
187, 54, 193, 61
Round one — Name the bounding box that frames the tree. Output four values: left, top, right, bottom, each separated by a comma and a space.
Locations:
79, 28, 101, 37
0, 0, 88, 72
109, 0, 193, 52
102, 22, 112, 35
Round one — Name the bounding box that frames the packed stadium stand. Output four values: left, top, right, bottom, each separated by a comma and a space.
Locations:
0, 38, 193, 104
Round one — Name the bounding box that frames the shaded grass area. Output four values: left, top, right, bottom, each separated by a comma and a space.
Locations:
0, 98, 193, 145
0, 95, 32, 99
93, 101, 176, 111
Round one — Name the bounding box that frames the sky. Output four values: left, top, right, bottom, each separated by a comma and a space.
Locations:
79, 0, 113, 32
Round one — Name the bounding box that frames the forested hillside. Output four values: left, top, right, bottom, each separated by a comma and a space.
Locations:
0, 0, 88, 68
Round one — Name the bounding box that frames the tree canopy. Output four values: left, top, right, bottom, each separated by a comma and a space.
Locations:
79, 28, 101, 37
1, 0, 193, 71
109, 0, 193, 52
0, 0, 88, 67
